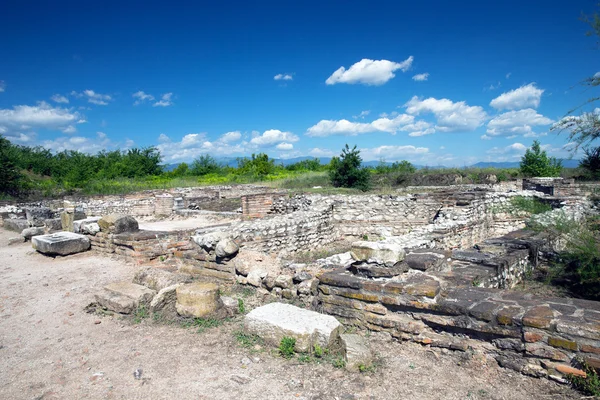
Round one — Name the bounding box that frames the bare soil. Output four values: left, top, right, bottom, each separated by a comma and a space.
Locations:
0, 228, 581, 400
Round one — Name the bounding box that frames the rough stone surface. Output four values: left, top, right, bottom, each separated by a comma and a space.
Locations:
25, 207, 54, 227
215, 238, 239, 258
341, 334, 374, 372
21, 226, 45, 240
82, 222, 100, 235
4, 219, 29, 232
96, 281, 156, 314
244, 303, 341, 352
221, 296, 241, 316
192, 231, 228, 251
98, 214, 139, 233
73, 217, 101, 233
176, 282, 223, 318
31, 232, 91, 256
133, 267, 191, 291
350, 241, 405, 267
61, 211, 74, 232
405, 250, 447, 271
149, 284, 181, 317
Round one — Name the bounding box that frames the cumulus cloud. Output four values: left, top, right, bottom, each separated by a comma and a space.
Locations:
490, 83, 544, 110
0, 102, 84, 134
219, 131, 242, 143
51, 94, 69, 104
249, 129, 299, 147
404, 96, 487, 132
412, 73, 429, 82
309, 148, 336, 157
306, 114, 429, 137
276, 142, 294, 150
353, 110, 370, 119
70, 90, 112, 105
39, 131, 131, 154
325, 57, 413, 86
274, 73, 293, 81
486, 108, 553, 137
156, 132, 248, 162
486, 142, 527, 155
359, 144, 429, 162
153, 93, 174, 107
132, 91, 155, 105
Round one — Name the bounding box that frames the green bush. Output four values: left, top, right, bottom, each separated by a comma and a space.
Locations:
579, 146, 600, 180
520, 140, 562, 177
510, 196, 552, 215
329, 144, 370, 191
567, 358, 600, 396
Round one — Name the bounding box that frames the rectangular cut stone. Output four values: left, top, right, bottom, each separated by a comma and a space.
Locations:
244, 303, 341, 352
31, 232, 91, 256
522, 306, 554, 329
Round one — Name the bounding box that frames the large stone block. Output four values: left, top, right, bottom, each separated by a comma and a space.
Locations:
73, 217, 101, 233
405, 249, 447, 271
215, 238, 239, 258
192, 231, 228, 251
31, 232, 91, 256
95, 281, 156, 314
133, 267, 192, 291
3, 218, 29, 232
150, 284, 181, 317
350, 241, 405, 267
25, 207, 54, 227
61, 211, 74, 232
244, 303, 341, 352
98, 214, 139, 233
21, 226, 45, 240
341, 333, 374, 372
176, 282, 223, 318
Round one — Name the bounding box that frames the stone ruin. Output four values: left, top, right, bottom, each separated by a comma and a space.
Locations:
2, 178, 600, 379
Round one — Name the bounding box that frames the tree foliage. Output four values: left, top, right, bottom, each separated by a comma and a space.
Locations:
0, 135, 25, 196
190, 154, 222, 176
237, 153, 276, 178
519, 140, 562, 177
329, 144, 370, 191
580, 146, 600, 179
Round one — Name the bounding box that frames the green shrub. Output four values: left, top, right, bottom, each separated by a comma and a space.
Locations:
329, 144, 370, 191
279, 336, 296, 359
313, 344, 324, 358
520, 140, 562, 177
510, 196, 552, 215
567, 358, 600, 396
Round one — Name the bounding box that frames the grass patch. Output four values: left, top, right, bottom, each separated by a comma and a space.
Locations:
133, 305, 149, 324
181, 317, 228, 333
234, 330, 264, 350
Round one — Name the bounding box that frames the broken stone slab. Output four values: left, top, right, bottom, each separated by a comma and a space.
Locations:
31, 232, 91, 256
350, 241, 405, 267
44, 218, 63, 232
451, 250, 495, 264
3, 218, 29, 232
133, 267, 192, 291
341, 333, 374, 372
8, 236, 25, 245
192, 231, 228, 251
215, 238, 239, 258
73, 217, 101, 233
244, 303, 341, 352
221, 296, 241, 317
21, 226, 45, 241
149, 283, 182, 318
349, 261, 408, 278
405, 249, 448, 271
95, 281, 157, 314
246, 269, 268, 287
98, 214, 139, 233
316, 252, 354, 268
25, 207, 55, 227
176, 282, 224, 318
82, 222, 100, 235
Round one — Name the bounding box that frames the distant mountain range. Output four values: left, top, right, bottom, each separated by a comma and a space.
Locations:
164, 157, 581, 171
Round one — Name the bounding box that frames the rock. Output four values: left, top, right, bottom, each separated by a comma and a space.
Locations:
73, 217, 101, 233
341, 334, 374, 372
25, 207, 54, 227
150, 284, 181, 317
21, 226, 45, 240
98, 214, 139, 233
95, 281, 156, 314
317, 252, 354, 267
349, 262, 408, 278
247, 269, 267, 287
350, 242, 405, 267
405, 250, 447, 271
8, 236, 25, 245
293, 271, 313, 283
61, 211, 74, 232
192, 231, 228, 251
44, 218, 63, 232
32, 232, 91, 256
274, 275, 293, 289
133, 267, 191, 291
230, 374, 251, 384
244, 303, 341, 352
3, 218, 29, 232
298, 278, 318, 296
215, 238, 239, 258
176, 282, 224, 318
282, 288, 296, 299
82, 222, 100, 235
221, 296, 241, 316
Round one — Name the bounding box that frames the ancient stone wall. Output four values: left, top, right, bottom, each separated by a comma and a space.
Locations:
241, 192, 288, 220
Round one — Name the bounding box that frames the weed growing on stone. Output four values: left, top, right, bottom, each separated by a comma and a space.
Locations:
237, 298, 245, 314
567, 357, 600, 396
298, 354, 312, 363
279, 336, 296, 359
133, 305, 149, 324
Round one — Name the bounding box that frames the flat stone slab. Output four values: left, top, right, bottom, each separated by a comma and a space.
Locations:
31, 232, 91, 256
350, 241, 405, 267
244, 303, 341, 352
95, 281, 156, 314
341, 333, 373, 372
3, 219, 29, 232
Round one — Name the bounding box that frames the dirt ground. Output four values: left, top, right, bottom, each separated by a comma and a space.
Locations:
0, 228, 582, 400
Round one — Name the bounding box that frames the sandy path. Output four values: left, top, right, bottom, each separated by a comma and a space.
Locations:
0, 228, 579, 400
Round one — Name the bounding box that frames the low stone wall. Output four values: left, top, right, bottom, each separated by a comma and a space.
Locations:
241, 192, 288, 220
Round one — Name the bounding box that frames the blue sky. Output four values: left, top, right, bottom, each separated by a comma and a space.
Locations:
0, 0, 598, 166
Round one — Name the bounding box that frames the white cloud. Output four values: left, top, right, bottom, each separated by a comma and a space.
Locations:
250, 129, 299, 147
156, 132, 248, 162
276, 142, 294, 150
490, 83, 544, 110
51, 94, 69, 104
132, 91, 155, 105
153, 92, 174, 107
307, 114, 426, 137
481, 134, 492, 140
325, 57, 413, 86
0, 81, 5, 92
219, 131, 242, 143
506, 72, 512, 79
412, 73, 429, 82
595, 72, 600, 78
274, 73, 293, 81
309, 148, 335, 157
379, 111, 398, 118
359, 144, 429, 162
487, 82, 501, 91
71, 90, 112, 105
486, 142, 527, 155
37, 132, 131, 154
486, 108, 553, 137
0, 102, 84, 133
404, 96, 487, 132
62, 125, 76, 134
353, 110, 370, 119
158, 133, 170, 143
